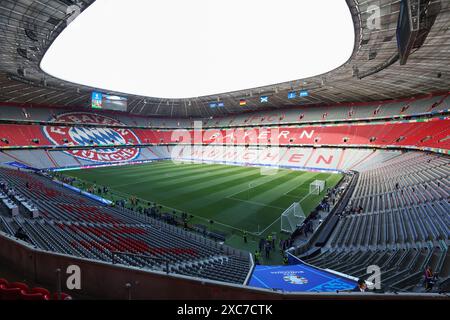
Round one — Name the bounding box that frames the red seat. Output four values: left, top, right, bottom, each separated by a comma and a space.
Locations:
31, 287, 51, 296
53, 292, 72, 300
0, 284, 6, 299
21, 287, 51, 300
9, 282, 29, 292
0, 286, 22, 300
0, 278, 55, 301
21, 292, 47, 300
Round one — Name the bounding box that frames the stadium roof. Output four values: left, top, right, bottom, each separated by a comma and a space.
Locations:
0, 0, 449, 118
40, 0, 355, 99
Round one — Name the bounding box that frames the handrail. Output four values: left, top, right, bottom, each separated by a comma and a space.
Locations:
243, 252, 255, 286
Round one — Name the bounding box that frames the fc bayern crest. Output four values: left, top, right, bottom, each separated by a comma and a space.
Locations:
43, 112, 141, 163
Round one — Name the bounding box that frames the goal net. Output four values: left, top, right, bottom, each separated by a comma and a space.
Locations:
310, 180, 326, 195
281, 202, 306, 233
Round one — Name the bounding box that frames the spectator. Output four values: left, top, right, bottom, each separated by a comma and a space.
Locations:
424, 266, 436, 291
352, 279, 368, 292
264, 241, 270, 259
258, 238, 265, 252
282, 239, 287, 251
254, 250, 261, 265
267, 234, 273, 250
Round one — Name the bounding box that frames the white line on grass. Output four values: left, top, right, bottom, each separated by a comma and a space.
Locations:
251, 174, 337, 236
224, 171, 291, 199
251, 191, 313, 236
227, 196, 286, 210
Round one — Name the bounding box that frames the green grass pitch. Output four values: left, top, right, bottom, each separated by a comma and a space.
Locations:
63, 161, 342, 262
64, 160, 342, 234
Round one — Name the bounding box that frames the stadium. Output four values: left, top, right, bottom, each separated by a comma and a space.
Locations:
0, 0, 449, 304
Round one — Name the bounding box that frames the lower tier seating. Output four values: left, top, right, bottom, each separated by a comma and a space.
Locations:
0, 168, 251, 285
299, 152, 449, 292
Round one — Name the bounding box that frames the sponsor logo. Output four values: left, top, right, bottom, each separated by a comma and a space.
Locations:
277, 271, 309, 285
283, 274, 309, 285
43, 112, 140, 163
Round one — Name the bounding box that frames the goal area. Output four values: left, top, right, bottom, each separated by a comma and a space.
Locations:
310, 180, 326, 195
280, 202, 306, 233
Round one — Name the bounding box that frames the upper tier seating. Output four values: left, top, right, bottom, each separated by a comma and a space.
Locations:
1, 119, 448, 151
0, 93, 448, 127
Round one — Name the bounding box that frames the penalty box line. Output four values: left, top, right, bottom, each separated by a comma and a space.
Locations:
251, 191, 313, 237
253, 175, 336, 236
227, 196, 286, 210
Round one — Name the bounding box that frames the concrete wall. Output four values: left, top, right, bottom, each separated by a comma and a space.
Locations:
0, 232, 446, 300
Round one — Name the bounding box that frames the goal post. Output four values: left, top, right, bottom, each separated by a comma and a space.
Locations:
280, 202, 306, 233
310, 180, 326, 195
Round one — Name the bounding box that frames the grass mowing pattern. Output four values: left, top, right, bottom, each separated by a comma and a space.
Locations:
64, 161, 342, 263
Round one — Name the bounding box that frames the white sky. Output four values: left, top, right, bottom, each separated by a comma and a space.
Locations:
40, 0, 355, 99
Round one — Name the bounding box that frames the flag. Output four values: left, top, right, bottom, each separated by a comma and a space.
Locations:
288, 91, 297, 99
239, 99, 247, 106
260, 96, 269, 103
299, 90, 309, 97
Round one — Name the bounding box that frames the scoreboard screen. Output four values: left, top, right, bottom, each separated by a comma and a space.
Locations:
91, 91, 128, 111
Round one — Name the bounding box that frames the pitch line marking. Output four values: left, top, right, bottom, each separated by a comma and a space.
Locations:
227, 196, 286, 210
251, 191, 313, 236
252, 174, 338, 236
224, 171, 292, 199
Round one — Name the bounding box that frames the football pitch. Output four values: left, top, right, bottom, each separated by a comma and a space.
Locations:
63, 161, 342, 238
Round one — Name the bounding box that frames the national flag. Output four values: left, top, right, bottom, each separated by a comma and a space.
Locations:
287, 91, 297, 99
299, 90, 309, 97
239, 99, 247, 106
260, 96, 269, 103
